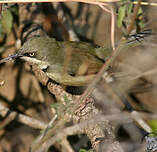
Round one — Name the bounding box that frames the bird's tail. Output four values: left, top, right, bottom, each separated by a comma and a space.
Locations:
126, 29, 154, 46
95, 29, 154, 61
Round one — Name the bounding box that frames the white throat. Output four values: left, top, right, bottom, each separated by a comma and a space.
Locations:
20, 56, 49, 70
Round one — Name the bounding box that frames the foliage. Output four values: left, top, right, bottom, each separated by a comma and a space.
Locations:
79, 149, 93, 152
117, 0, 144, 34
0, 4, 18, 37
148, 120, 157, 134
1, 9, 13, 35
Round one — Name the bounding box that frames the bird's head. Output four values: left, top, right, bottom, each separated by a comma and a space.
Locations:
0, 37, 50, 69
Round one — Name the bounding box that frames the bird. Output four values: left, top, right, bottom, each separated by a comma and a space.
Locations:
0, 29, 153, 86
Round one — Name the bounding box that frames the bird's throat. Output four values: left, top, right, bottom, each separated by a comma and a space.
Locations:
20, 56, 49, 70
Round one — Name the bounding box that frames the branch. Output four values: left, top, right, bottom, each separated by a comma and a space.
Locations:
0, 0, 120, 4
34, 113, 129, 152
127, 0, 142, 34
0, 102, 47, 129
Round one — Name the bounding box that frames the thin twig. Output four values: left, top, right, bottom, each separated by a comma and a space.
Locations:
0, 111, 16, 129
0, 102, 47, 129
36, 115, 57, 142
131, 111, 152, 133
0, 0, 156, 7
130, 68, 157, 81
0, 0, 120, 3
103, 80, 152, 134
35, 113, 129, 152
30, 114, 58, 151
140, 112, 157, 120
32, 76, 45, 103
0, 4, 2, 15
117, 62, 157, 81
0, 80, 4, 86
127, 0, 142, 34
133, 1, 157, 6
74, 38, 127, 115
29, 71, 120, 152
60, 138, 75, 152
99, 4, 115, 50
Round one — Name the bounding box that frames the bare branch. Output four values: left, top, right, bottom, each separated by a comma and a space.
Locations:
99, 4, 115, 50
127, 0, 142, 34
33, 113, 128, 152
0, 102, 47, 129
0, 0, 120, 4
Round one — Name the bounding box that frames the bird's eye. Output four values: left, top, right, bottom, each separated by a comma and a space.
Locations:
29, 52, 35, 57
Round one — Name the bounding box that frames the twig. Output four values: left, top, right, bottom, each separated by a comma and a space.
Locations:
30, 68, 122, 152
140, 112, 157, 120
0, 102, 47, 129
32, 76, 45, 103
30, 114, 58, 150
0, 80, 4, 86
0, 0, 120, 4
35, 114, 57, 142
34, 113, 129, 152
74, 38, 127, 115
129, 68, 157, 81
127, 0, 142, 34
60, 138, 75, 152
131, 111, 152, 133
0, 0, 157, 7
99, 4, 115, 50
0, 110, 16, 129
103, 80, 152, 134
133, 1, 157, 6
52, 3, 79, 41
0, 4, 2, 15
106, 141, 124, 152
116, 62, 157, 81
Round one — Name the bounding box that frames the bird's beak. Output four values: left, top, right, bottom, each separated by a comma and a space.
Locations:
0, 53, 23, 64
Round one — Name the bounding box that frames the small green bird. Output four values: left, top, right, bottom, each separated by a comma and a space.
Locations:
0, 30, 153, 86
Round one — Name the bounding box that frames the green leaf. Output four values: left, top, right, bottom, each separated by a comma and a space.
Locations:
148, 132, 157, 137
148, 120, 157, 133
0, 22, 4, 37
64, 95, 71, 103
40, 130, 44, 134
138, 20, 144, 29
1, 9, 13, 35
10, 5, 18, 16
32, 2, 36, 6
128, 2, 133, 14
138, 7, 143, 15
79, 149, 87, 152
79, 149, 92, 152
50, 103, 61, 109
117, 5, 126, 28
